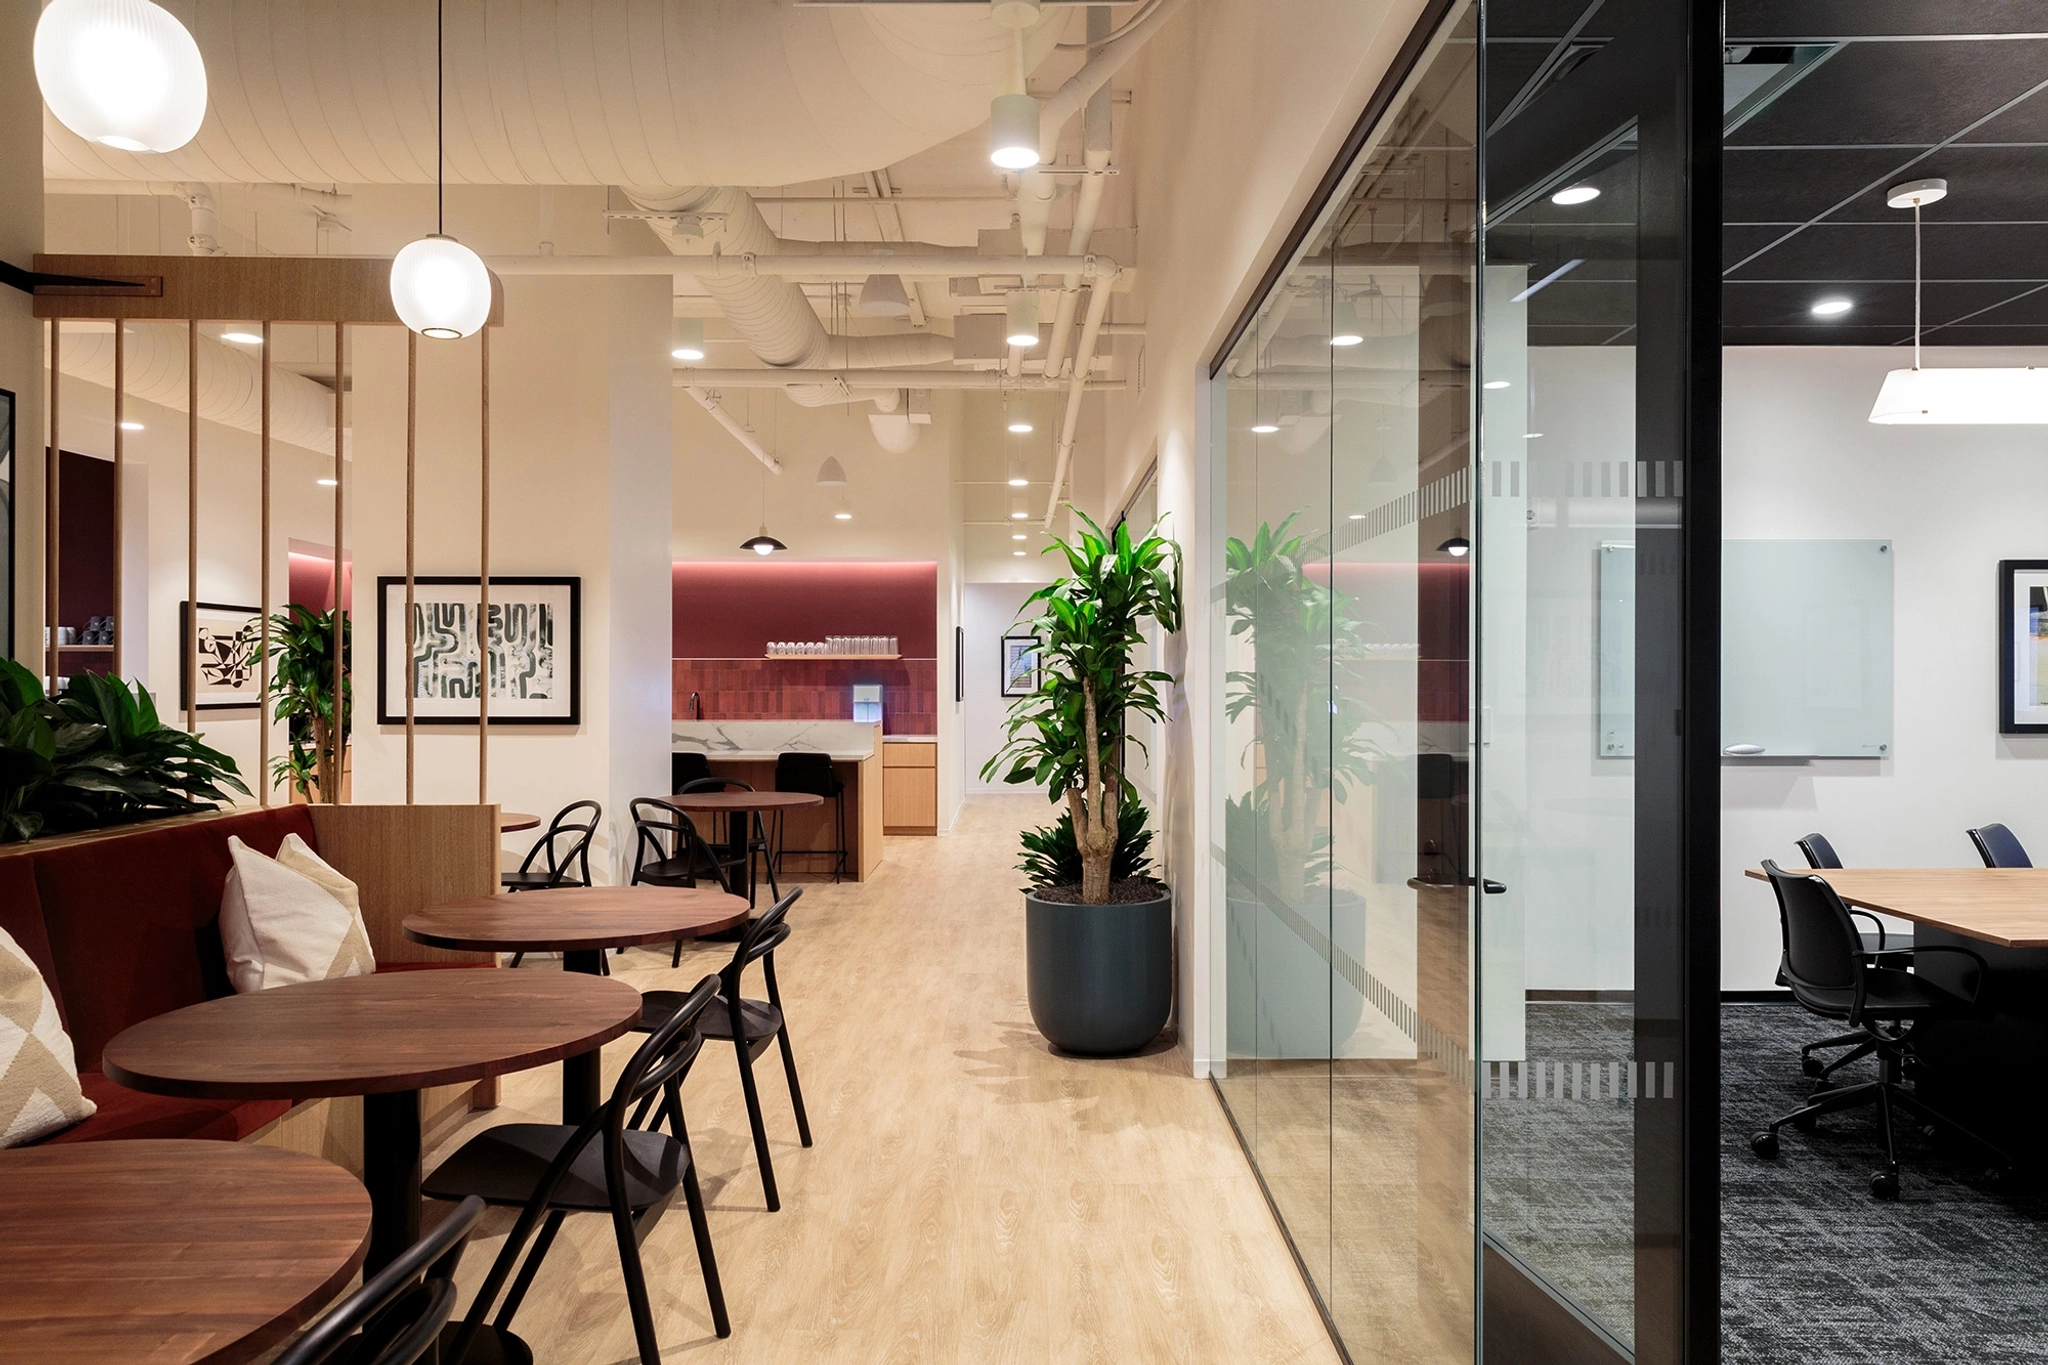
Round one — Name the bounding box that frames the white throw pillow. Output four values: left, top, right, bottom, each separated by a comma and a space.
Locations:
220, 834, 377, 993
0, 923, 95, 1147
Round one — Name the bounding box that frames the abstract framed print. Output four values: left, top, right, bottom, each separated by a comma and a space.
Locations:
376, 576, 581, 725
180, 601, 264, 710
1999, 560, 2048, 734
1000, 632, 1042, 698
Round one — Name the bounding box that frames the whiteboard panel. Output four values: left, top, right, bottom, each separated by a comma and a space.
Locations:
1720, 539, 1892, 758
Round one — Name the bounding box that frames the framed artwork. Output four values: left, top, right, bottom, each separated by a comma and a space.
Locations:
179, 601, 264, 711
1001, 633, 1042, 697
376, 576, 581, 725
2000, 560, 2048, 734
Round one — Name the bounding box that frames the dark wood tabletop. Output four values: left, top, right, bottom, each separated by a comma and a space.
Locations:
102, 969, 643, 1100
0, 1140, 370, 1365
668, 789, 824, 812
405, 885, 751, 953
500, 810, 542, 832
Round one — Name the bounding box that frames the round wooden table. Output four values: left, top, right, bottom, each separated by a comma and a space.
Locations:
0, 1140, 370, 1365
102, 970, 639, 1275
500, 810, 542, 832
670, 789, 824, 900
406, 886, 750, 1122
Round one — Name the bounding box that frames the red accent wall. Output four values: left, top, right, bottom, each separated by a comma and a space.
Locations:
288, 552, 353, 612
672, 658, 937, 736
672, 561, 937, 658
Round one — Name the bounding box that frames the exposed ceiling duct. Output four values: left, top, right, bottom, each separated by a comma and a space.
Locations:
55, 323, 343, 457
42, 1, 1064, 188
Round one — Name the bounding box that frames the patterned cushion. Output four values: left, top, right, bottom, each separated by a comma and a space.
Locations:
219, 834, 376, 993
0, 923, 95, 1147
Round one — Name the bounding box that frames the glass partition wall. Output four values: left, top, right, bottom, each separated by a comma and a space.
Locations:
1212, 2, 1718, 1361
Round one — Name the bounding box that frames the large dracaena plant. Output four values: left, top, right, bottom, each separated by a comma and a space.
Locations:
984, 511, 1183, 904
266, 604, 350, 802
0, 658, 249, 842
1224, 515, 1382, 908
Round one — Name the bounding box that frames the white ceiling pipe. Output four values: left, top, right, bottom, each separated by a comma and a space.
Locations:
483, 251, 1119, 281
1042, 275, 1115, 526
683, 387, 781, 474
1043, 6, 1116, 379
56, 323, 341, 456
674, 367, 1122, 391
43, 2, 1065, 189
177, 183, 226, 256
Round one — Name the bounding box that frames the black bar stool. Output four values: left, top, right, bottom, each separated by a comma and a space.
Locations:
773, 751, 845, 882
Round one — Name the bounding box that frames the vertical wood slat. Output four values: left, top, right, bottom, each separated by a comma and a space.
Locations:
332, 322, 345, 803
112, 320, 123, 679
479, 327, 490, 804
185, 319, 197, 735
259, 321, 272, 805
405, 331, 417, 804
44, 320, 58, 692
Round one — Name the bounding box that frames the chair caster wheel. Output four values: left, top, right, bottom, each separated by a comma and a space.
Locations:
1921, 1123, 1939, 1141
1801, 1056, 1823, 1077
1983, 1165, 2012, 1188
1792, 1111, 1818, 1133
1751, 1130, 1780, 1159
1870, 1170, 1900, 1200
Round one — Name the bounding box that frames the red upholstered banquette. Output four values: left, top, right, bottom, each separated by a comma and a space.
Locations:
1, 806, 328, 1144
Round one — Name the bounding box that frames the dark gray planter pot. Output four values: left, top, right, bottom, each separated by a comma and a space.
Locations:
1024, 884, 1172, 1055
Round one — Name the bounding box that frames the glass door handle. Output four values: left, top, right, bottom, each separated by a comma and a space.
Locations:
1482, 879, 1507, 894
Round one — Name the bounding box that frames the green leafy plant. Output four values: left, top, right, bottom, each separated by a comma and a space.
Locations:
983, 510, 1183, 903
266, 604, 350, 802
0, 658, 249, 843
1018, 791, 1156, 889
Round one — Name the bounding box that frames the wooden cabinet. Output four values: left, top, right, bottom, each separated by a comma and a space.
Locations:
883, 740, 938, 834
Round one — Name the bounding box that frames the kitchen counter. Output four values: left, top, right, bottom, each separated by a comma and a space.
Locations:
671, 720, 879, 761
670, 721, 885, 879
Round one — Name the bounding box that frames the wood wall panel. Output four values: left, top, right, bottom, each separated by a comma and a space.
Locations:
32, 254, 504, 327
306, 804, 498, 966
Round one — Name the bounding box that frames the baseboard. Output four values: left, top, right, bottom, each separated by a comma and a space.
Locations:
1722, 989, 1795, 1003
1483, 1239, 1632, 1365
1527, 989, 1634, 1003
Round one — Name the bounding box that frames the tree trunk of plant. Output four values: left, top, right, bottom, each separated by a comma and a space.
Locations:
1074, 676, 1116, 904
311, 714, 335, 804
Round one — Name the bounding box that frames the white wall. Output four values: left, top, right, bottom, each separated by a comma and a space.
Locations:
962, 580, 1048, 796
1721, 345, 2048, 989
2, 2, 42, 664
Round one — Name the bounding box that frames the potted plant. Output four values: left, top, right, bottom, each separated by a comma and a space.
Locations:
266, 604, 351, 803
0, 660, 248, 842
983, 511, 1182, 1054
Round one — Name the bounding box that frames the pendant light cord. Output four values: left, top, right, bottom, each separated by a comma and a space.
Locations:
436, 0, 445, 237
1913, 200, 1922, 370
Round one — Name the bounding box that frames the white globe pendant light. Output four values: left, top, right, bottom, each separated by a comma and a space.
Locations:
35, 0, 208, 154
391, 0, 491, 340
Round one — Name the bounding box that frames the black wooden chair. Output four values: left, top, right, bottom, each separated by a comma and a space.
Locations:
639, 888, 811, 1212
680, 777, 779, 908
424, 975, 730, 1360
503, 801, 602, 968
272, 1196, 486, 1365
773, 751, 845, 882
1749, 860, 2007, 1198
630, 797, 747, 967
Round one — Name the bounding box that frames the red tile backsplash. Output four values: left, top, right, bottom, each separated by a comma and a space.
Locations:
673, 658, 937, 736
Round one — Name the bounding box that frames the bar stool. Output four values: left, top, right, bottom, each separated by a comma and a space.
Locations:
773, 751, 845, 882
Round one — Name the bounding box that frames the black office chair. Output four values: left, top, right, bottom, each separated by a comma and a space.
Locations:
1749, 860, 2007, 1198
639, 889, 811, 1213
630, 797, 747, 967
1968, 822, 2032, 868
272, 1196, 486, 1365
1793, 831, 1912, 1084
672, 751, 711, 792
773, 751, 846, 882
503, 800, 602, 969
424, 975, 730, 1360
679, 776, 779, 908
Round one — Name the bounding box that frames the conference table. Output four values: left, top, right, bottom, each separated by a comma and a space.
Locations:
1744, 866, 2048, 947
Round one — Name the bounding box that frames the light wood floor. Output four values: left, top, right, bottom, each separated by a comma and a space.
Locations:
427, 793, 1342, 1364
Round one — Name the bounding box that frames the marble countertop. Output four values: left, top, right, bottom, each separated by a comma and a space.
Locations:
883, 735, 937, 743
672, 720, 879, 761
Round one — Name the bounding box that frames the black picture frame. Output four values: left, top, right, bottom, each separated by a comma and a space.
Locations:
179, 601, 264, 711
954, 625, 964, 703
0, 388, 13, 661
1998, 559, 2048, 734
1000, 632, 1041, 697
376, 575, 582, 726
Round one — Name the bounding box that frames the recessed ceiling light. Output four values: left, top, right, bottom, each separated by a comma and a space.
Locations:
1330, 299, 1364, 347
316, 477, 337, 487
1008, 476, 1029, 487
834, 511, 853, 521
1525, 432, 1544, 439
1551, 185, 1600, 206
1811, 298, 1853, 317
1483, 380, 1511, 390
1011, 510, 1029, 520
221, 330, 263, 345
1013, 550, 1026, 556
1012, 533, 1027, 540
1250, 423, 1280, 434
1348, 513, 1365, 520
119, 420, 143, 431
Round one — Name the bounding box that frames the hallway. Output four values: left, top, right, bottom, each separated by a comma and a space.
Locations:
428, 795, 1339, 1362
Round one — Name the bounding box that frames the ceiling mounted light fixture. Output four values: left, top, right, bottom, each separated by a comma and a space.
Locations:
741, 527, 787, 555
990, 94, 1041, 169
815, 456, 848, 487
1006, 397, 1034, 433
1810, 298, 1853, 318
119, 420, 143, 431
1330, 298, 1364, 347
220, 330, 262, 345
1865, 179, 2048, 423
1005, 291, 1041, 348
671, 317, 705, 362
1483, 380, 1511, 390
390, 0, 491, 340
317, 477, 338, 488
35, 0, 207, 153
1250, 422, 1279, 434
833, 493, 854, 521
1012, 532, 1027, 540
859, 273, 912, 318
1437, 534, 1470, 557
1551, 184, 1600, 206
